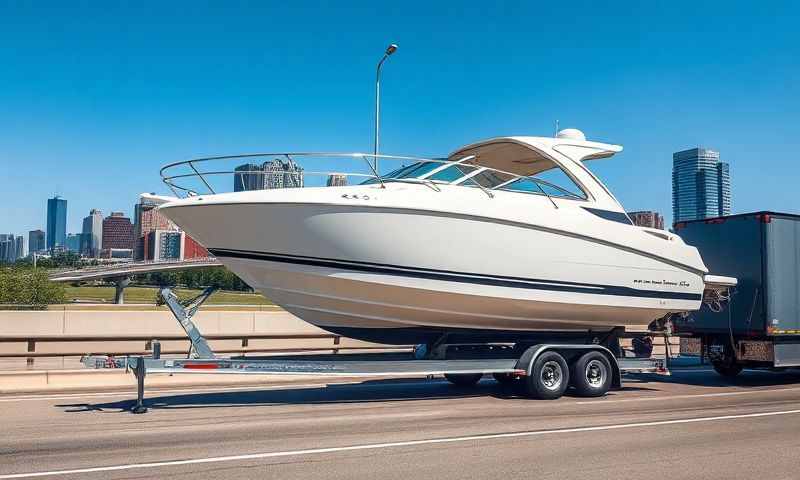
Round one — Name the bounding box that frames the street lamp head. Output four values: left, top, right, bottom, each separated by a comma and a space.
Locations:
385, 44, 398, 56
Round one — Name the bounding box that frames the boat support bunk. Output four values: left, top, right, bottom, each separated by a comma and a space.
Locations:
81, 287, 672, 414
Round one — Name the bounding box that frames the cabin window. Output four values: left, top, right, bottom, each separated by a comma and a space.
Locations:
396, 161, 441, 179
361, 161, 438, 184
500, 167, 586, 199
470, 169, 513, 188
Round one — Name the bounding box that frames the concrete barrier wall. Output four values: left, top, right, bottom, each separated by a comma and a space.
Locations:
0, 308, 324, 336
0, 307, 380, 370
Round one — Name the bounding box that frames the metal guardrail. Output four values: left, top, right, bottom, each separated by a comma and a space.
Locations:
49, 256, 219, 275
49, 257, 222, 282
0, 333, 412, 365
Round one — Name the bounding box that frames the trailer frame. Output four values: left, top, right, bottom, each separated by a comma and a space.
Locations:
81, 287, 670, 413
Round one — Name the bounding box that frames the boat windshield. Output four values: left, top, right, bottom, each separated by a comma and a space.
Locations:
360, 161, 442, 184
362, 160, 585, 199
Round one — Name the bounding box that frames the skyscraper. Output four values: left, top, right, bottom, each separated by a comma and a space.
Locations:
326, 174, 348, 187
81, 209, 103, 257
15, 236, 24, 259
28, 230, 45, 254
232, 159, 305, 190
0, 235, 15, 263
672, 148, 731, 223
233, 163, 265, 192
0, 235, 24, 262
263, 158, 304, 189
65, 233, 82, 252
46, 196, 67, 250
102, 212, 134, 250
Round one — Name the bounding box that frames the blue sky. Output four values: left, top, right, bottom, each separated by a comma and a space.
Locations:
1, 1, 798, 236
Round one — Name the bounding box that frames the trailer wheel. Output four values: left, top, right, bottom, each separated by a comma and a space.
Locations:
492, 372, 519, 385
524, 351, 569, 400
444, 373, 483, 387
712, 361, 743, 378
570, 351, 612, 397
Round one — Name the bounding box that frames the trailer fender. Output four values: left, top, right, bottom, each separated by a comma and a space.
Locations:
515, 344, 622, 389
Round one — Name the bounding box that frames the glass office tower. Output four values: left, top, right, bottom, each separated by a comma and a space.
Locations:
672, 148, 731, 223
46, 196, 67, 249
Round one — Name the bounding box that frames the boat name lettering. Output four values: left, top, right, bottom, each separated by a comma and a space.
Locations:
634, 279, 691, 288
341, 194, 372, 200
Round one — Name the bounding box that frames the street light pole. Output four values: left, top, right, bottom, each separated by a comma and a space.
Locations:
374, 43, 398, 174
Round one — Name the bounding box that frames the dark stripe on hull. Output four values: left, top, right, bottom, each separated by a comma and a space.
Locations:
210, 248, 702, 302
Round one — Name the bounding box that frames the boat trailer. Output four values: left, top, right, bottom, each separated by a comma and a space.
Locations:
81, 287, 671, 414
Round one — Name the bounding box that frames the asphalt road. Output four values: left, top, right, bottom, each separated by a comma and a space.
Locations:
2, 367, 800, 479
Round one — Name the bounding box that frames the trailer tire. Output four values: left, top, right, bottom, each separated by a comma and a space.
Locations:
570, 351, 612, 397
712, 361, 743, 378
524, 351, 569, 400
444, 373, 483, 387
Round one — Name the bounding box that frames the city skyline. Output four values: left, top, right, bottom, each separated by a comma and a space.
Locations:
0, 193, 216, 262
1, 2, 799, 234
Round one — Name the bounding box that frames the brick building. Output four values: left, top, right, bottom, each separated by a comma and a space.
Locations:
102, 212, 134, 250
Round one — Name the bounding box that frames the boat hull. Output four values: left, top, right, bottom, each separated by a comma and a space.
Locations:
161, 197, 704, 343
217, 254, 693, 337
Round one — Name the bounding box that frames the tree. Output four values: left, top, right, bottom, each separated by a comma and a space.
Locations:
131, 267, 252, 292
0, 266, 66, 309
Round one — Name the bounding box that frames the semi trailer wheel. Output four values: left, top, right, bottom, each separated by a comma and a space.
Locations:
570, 351, 612, 397
444, 373, 483, 386
712, 361, 743, 378
524, 351, 569, 400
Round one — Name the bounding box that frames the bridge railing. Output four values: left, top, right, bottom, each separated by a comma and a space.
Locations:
49, 257, 220, 277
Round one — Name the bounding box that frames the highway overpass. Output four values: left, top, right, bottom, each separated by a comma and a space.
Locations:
49, 257, 223, 304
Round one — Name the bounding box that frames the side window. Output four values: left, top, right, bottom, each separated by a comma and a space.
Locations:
500, 178, 541, 194
470, 169, 513, 189
534, 168, 585, 199
500, 166, 586, 199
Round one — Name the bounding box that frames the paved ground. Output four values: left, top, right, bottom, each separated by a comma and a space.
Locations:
1, 366, 800, 479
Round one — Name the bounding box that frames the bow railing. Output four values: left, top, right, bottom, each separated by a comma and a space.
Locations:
159, 152, 583, 206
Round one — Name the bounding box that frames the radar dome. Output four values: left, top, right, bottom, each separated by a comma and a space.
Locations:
556, 128, 586, 141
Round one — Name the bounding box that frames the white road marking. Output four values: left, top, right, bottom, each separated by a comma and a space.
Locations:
2, 408, 800, 479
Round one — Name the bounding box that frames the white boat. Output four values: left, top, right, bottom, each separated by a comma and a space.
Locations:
155, 129, 735, 345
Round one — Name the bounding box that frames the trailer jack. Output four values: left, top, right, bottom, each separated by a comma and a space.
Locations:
131, 356, 148, 414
